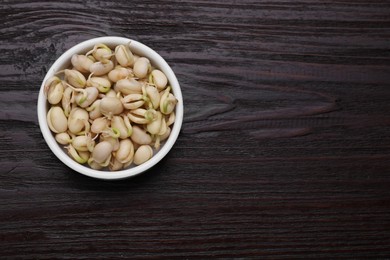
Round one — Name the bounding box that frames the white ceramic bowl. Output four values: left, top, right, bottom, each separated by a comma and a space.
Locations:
37, 36, 183, 180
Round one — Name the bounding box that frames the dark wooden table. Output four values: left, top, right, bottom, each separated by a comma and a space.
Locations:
1, 0, 390, 258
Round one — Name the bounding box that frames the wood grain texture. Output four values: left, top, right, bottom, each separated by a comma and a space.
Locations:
1, 0, 390, 258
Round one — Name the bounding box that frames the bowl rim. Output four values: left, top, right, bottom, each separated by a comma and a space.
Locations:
37, 36, 183, 180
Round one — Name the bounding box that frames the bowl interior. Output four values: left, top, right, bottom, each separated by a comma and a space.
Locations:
37, 36, 183, 180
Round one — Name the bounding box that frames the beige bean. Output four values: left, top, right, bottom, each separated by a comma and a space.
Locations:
55, 132, 72, 145
114, 78, 142, 95
89, 60, 114, 76
108, 67, 132, 82
145, 85, 160, 109
133, 145, 153, 165
115, 139, 134, 164
68, 107, 89, 134
47, 106, 68, 133
45, 76, 63, 103
71, 54, 94, 73
111, 115, 129, 139
115, 44, 134, 67
130, 125, 152, 145
160, 89, 177, 115
87, 99, 102, 120
121, 93, 144, 110
44, 76, 61, 93
91, 117, 109, 134
75, 87, 99, 108
87, 76, 111, 93
64, 69, 86, 88
123, 115, 133, 137
47, 81, 64, 105
72, 135, 90, 152
99, 135, 120, 151
92, 141, 113, 164
150, 69, 168, 90
61, 86, 73, 117
99, 96, 123, 117
147, 111, 162, 135
89, 43, 112, 61
127, 108, 151, 124
133, 57, 150, 79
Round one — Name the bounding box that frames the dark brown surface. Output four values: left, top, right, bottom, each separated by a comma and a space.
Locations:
1, 0, 390, 259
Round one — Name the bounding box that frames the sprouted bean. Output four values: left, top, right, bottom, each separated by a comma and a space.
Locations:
45, 42, 177, 171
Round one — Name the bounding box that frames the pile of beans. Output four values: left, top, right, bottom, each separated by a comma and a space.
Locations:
45, 43, 177, 171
